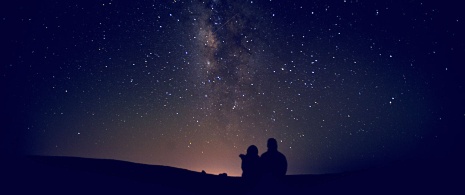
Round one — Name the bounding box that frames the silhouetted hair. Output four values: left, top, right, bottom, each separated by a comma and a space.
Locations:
267, 138, 278, 151
247, 145, 258, 156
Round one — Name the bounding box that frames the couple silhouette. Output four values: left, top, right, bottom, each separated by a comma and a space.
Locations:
239, 138, 287, 182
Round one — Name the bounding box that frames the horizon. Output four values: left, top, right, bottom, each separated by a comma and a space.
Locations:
25, 154, 386, 177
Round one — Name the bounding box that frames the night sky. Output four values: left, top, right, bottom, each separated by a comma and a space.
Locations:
2, 0, 464, 176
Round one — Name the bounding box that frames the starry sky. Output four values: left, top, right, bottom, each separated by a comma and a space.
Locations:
2, 0, 464, 176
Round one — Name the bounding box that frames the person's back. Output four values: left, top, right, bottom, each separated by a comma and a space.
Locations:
260, 138, 287, 177
240, 145, 260, 180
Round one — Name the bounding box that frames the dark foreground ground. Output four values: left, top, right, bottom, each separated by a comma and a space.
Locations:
2, 155, 461, 195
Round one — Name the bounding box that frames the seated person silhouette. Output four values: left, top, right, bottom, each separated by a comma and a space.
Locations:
260, 138, 287, 178
239, 145, 260, 181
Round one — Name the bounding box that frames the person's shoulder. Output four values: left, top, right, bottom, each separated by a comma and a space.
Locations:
260, 151, 270, 157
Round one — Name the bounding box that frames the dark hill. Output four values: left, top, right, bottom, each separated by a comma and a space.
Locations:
2, 155, 458, 194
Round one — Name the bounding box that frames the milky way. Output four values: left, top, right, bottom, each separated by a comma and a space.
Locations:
3, 0, 463, 176
188, 1, 271, 142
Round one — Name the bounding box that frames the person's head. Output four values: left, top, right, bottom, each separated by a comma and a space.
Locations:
267, 138, 278, 151
247, 145, 259, 156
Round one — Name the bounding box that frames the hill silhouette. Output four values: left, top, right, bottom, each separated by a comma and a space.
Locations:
2, 155, 457, 194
